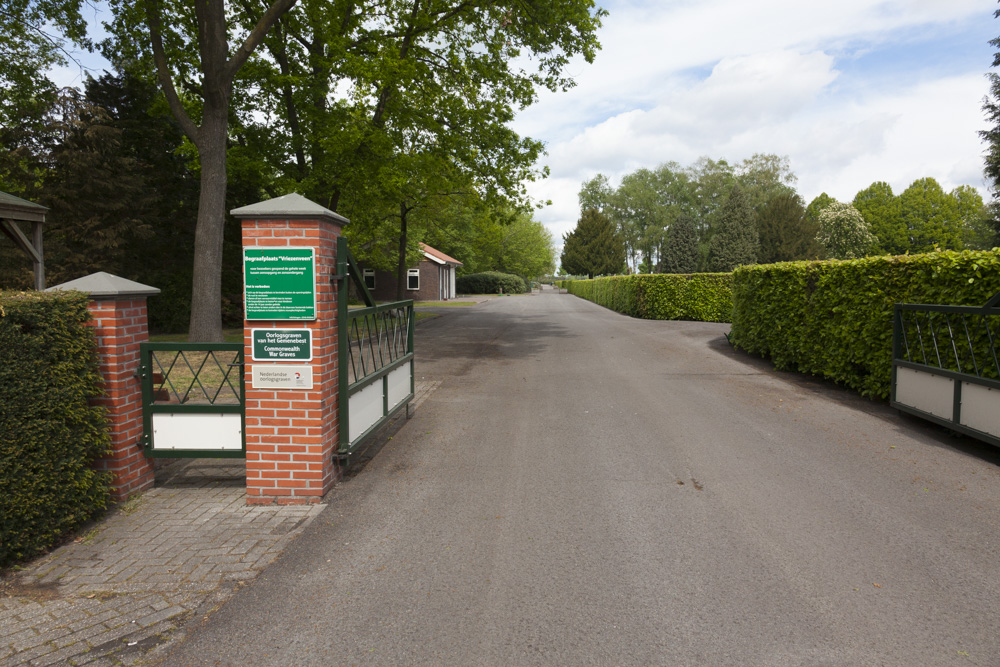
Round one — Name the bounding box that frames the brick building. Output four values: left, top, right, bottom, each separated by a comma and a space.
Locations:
362, 243, 462, 302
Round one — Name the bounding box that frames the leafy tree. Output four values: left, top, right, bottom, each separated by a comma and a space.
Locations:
616, 167, 668, 272
236, 0, 605, 299
898, 177, 961, 252
560, 208, 625, 278
852, 181, 905, 255
735, 153, 797, 214
579, 164, 693, 273
707, 184, 758, 272
951, 185, 996, 250
816, 201, 876, 259
805, 193, 836, 228
0, 0, 91, 128
661, 214, 699, 273
103, 0, 300, 341
578, 173, 616, 214
463, 210, 555, 280
757, 192, 823, 263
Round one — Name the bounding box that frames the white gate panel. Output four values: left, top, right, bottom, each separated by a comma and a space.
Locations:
895, 367, 954, 420
960, 382, 1000, 438
349, 380, 383, 442
387, 364, 411, 413
152, 413, 243, 451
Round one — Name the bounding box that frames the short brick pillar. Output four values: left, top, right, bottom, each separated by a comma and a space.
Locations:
232, 194, 348, 505
48, 272, 159, 500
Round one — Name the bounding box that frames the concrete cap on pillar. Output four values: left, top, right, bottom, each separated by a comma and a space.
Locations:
231, 192, 349, 226
47, 272, 160, 299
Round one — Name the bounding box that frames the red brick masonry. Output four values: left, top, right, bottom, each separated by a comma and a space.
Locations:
240, 216, 344, 504
87, 297, 155, 500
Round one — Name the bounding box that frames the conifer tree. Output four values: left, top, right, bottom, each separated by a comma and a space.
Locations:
707, 184, 758, 272
662, 215, 699, 273
560, 208, 626, 278
756, 192, 823, 263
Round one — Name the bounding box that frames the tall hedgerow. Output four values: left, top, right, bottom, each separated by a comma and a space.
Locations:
1, 290, 110, 567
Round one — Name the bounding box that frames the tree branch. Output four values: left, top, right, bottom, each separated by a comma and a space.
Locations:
143, 0, 200, 145
226, 0, 300, 81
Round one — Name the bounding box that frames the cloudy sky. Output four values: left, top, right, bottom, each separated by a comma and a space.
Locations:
512, 0, 1000, 244
54, 1, 999, 249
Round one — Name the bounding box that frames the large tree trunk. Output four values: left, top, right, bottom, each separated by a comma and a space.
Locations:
187, 107, 229, 342
144, 0, 298, 342
395, 203, 408, 301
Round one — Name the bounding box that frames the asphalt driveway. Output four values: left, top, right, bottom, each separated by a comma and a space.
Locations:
161, 286, 1000, 666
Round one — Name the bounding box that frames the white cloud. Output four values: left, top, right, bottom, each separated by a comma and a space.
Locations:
520, 0, 997, 248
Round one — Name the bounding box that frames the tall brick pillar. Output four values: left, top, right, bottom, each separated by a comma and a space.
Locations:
232, 194, 348, 505
48, 272, 159, 500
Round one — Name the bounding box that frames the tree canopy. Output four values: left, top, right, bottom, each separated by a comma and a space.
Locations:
96, 0, 606, 336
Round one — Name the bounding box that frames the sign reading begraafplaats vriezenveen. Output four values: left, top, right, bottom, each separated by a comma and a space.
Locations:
243, 248, 316, 320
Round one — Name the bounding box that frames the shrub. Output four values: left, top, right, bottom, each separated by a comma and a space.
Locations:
729, 250, 1000, 399
0, 290, 110, 567
457, 271, 527, 294
564, 273, 733, 322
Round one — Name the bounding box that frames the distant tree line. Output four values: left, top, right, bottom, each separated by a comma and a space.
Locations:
561, 154, 999, 277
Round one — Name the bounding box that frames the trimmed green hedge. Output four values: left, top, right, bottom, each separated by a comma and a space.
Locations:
563, 273, 733, 322
457, 271, 527, 294
1, 291, 110, 567
729, 250, 1000, 400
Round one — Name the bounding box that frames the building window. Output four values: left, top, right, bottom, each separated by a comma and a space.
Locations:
407, 268, 420, 290
363, 268, 375, 290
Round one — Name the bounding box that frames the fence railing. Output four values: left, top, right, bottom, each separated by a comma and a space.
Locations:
345, 303, 413, 386
891, 291, 1000, 447
336, 238, 415, 460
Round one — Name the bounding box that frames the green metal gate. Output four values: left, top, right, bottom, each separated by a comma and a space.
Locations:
891, 290, 1000, 447
336, 238, 414, 462
139, 342, 246, 458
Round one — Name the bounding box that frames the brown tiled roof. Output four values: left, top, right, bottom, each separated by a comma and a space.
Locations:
420, 243, 462, 266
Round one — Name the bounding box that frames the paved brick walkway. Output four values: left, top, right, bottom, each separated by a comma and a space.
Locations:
0, 460, 325, 666
0, 378, 442, 666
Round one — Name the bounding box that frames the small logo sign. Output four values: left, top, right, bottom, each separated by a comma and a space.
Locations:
251, 364, 314, 389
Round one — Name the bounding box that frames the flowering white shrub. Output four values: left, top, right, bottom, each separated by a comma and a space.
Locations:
817, 202, 877, 259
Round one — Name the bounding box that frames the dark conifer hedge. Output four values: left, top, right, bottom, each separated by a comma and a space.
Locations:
0, 290, 110, 567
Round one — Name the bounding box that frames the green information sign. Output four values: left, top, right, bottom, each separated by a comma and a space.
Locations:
244, 248, 316, 320
251, 328, 312, 362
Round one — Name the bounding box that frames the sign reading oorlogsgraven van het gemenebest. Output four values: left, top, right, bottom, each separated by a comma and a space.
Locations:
243, 248, 316, 320
251, 328, 312, 362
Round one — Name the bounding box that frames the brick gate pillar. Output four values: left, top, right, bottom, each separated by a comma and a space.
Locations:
232, 194, 348, 505
48, 272, 159, 500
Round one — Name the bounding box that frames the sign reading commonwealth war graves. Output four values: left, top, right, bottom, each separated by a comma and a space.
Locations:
251, 328, 312, 362
244, 248, 316, 320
